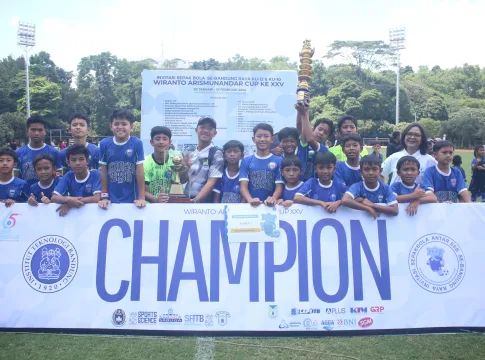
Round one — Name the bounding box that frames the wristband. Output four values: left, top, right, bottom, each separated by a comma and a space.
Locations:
101, 192, 110, 200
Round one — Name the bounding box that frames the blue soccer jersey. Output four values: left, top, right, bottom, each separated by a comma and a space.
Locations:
214, 169, 241, 203
30, 177, 60, 201
239, 154, 283, 200
60, 143, 100, 170
423, 165, 467, 203
296, 140, 328, 181
15, 144, 62, 186
346, 181, 398, 205
296, 178, 347, 202
54, 170, 101, 197
334, 161, 362, 187
282, 181, 304, 201
99, 136, 145, 203
0, 177, 29, 202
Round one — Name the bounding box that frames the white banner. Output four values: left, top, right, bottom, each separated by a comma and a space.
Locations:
1, 204, 485, 332
140, 70, 297, 155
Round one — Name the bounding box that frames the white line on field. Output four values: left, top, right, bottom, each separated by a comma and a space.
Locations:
195, 337, 215, 360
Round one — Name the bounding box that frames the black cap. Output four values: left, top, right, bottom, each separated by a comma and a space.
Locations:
197, 116, 217, 129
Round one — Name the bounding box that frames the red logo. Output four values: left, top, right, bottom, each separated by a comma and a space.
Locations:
358, 317, 373, 328
370, 306, 384, 313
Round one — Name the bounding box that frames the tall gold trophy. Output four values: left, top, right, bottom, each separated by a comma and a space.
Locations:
296, 39, 315, 106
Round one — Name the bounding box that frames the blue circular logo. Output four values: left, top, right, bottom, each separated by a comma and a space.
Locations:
408, 233, 466, 294
112, 309, 126, 327
22, 235, 78, 293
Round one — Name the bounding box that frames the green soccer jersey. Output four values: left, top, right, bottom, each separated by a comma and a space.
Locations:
144, 152, 178, 196
329, 144, 368, 162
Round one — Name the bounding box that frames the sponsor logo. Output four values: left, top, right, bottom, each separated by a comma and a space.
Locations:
268, 305, 278, 319
184, 315, 205, 325
158, 308, 182, 324
408, 233, 466, 293
215, 311, 230, 326
288, 321, 301, 328
22, 235, 78, 293
321, 320, 334, 331
370, 306, 385, 313
204, 314, 214, 326
0, 210, 20, 241
358, 317, 373, 328
350, 307, 367, 314
291, 308, 320, 316
336, 319, 357, 327
112, 309, 126, 327
326, 308, 345, 315
303, 318, 318, 329
279, 320, 289, 329
131, 311, 158, 325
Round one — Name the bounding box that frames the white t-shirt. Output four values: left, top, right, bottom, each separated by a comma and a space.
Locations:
381, 149, 437, 185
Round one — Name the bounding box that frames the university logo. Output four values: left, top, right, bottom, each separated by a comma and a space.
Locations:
22, 235, 78, 293
112, 309, 126, 327
125, 148, 133, 157
408, 233, 466, 294
129, 312, 138, 325
204, 314, 214, 326
268, 305, 278, 319
215, 311, 230, 326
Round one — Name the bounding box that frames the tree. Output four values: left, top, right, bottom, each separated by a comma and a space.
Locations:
425, 96, 448, 120
323, 41, 395, 81
309, 95, 327, 120
17, 76, 62, 127
357, 119, 377, 137
309, 60, 328, 97
191, 58, 221, 70
418, 118, 442, 138
377, 121, 394, 136
358, 89, 383, 120
343, 97, 362, 118
394, 122, 411, 134
319, 104, 344, 122
0, 112, 26, 143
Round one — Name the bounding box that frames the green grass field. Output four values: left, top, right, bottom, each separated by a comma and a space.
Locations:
2, 150, 482, 360
0, 332, 484, 360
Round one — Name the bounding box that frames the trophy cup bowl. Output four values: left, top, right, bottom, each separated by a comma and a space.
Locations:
168, 154, 192, 203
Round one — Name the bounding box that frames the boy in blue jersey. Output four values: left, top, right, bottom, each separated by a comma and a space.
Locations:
294, 152, 347, 213
0, 148, 29, 207
52, 144, 101, 216
240, 123, 284, 207
390, 156, 437, 216
277, 156, 304, 208
27, 154, 60, 206
423, 141, 471, 203
15, 115, 62, 186
342, 156, 399, 218
334, 134, 363, 187
213, 140, 245, 203
98, 109, 146, 209
60, 114, 100, 171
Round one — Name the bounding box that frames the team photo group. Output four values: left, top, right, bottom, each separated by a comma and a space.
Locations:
2, 97, 483, 219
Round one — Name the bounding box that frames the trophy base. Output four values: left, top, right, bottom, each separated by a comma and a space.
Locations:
168, 196, 193, 203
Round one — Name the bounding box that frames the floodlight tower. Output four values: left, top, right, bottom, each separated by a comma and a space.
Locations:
389, 27, 406, 125
17, 22, 36, 118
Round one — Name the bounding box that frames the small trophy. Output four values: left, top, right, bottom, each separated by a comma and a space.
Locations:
296, 39, 315, 107
168, 153, 192, 203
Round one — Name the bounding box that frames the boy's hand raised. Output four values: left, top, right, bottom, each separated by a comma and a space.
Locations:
413, 184, 426, 199
28, 194, 39, 207
134, 199, 146, 208
98, 199, 111, 210
40, 192, 51, 204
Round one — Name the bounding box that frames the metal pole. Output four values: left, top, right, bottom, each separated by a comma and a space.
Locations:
395, 52, 400, 125
25, 51, 31, 118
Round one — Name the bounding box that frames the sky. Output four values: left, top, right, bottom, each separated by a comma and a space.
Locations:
1, 0, 484, 73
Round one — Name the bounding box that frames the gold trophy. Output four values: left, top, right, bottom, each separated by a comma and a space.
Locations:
296, 39, 315, 107
168, 154, 192, 203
